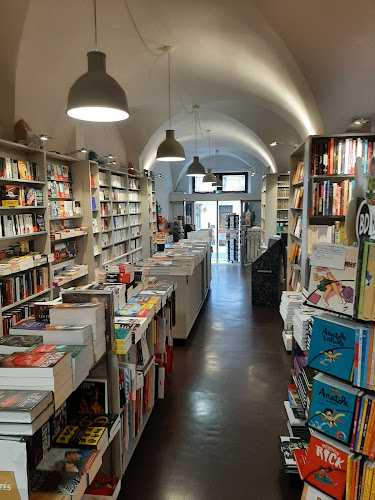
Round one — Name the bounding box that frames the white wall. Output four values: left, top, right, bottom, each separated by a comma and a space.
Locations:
150, 162, 173, 220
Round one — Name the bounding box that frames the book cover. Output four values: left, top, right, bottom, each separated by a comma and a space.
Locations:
0, 351, 67, 369
36, 448, 100, 476
303, 433, 349, 500
301, 483, 336, 500
66, 379, 108, 417
306, 246, 358, 316
0, 389, 52, 413
278, 436, 309, 469
308, 373, 360, 444
2, 185, 19, 207
83, 476, 120, 498
307, 315, 357, 381
55, 423, 106, 449
0, 335, 43, 348
29, 470, 85, 497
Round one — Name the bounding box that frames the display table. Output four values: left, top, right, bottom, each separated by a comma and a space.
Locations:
144, 240, 211, 340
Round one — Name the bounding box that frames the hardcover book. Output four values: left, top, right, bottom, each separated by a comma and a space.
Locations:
36, 447, 101, 479
303, 433, 349, 500
308, 373, 360, 444
67, 378, 108, 417
29, 470, 86, 499
307, 314, 358, 381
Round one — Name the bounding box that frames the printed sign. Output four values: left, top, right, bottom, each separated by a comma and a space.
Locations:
0, 472, 21, 500
356, 199, 375, 240
310, 243, 346, 270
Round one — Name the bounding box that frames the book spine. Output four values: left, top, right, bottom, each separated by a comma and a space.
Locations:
358, 242, 370, 319
356, 396, 367, 452
363, 244, 375, 320
351, 393, 363, 452
360, 400, 372, 453
367, 325, 374, 389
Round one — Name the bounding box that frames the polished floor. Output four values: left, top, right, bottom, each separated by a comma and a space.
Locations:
121, 265, 303, 500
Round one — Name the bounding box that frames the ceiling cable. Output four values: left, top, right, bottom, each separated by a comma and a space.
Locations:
94, 0, 98, 50
168, 51, 171, 128
124, 0, 163, 56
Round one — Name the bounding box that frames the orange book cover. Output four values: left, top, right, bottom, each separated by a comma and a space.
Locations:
367, 326, 375, 388
303, 433, 348, 500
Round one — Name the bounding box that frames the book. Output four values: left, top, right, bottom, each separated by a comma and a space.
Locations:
1, 185, 19, 207
306, 246, 358, 316
36, 448, 102, 484
66, 378, 108, 417
0, 334, 43, 353
278, 436, 310, 472
301, 482, 335, 500
29, 470, 87, 500
0, 388, 53, 422
0, 351, 71, 377
307, 314, 359, 381
303, 432, 349, 499
308, 373, 360, 444
83, 476, 121, 499
0, 401, 54, 436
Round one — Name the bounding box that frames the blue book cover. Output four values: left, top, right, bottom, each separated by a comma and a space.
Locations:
307, 314, 358, 381
308, 373, 360, 444
361, 326, 371, 388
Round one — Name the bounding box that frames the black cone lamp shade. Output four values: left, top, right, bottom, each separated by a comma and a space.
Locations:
156, 130, 185, 162
203, 168, 217, 183
67, 51, 129, 122
186, 156, 205, 176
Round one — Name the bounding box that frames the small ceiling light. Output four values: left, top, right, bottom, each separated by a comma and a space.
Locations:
156, 47, 185, 162
39, 134, 52, 141
67, 0, 129, 122
203, 169, 217, 183
270, 141, 284, 147
106, 154, 115, 159
186, 106, 205, 177
353, 117, 369, 125
66, 147, 89, 155
213, 150, 222, 187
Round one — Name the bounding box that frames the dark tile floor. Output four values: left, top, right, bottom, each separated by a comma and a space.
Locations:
121, 264, 303, 499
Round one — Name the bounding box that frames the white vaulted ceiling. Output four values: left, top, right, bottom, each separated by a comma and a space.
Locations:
0, 0, 374, 176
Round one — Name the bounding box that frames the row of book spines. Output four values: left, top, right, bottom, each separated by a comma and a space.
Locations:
355, 242, 375, 322
0, 214, 45, 237
0, 158, 38, 181
307, 222, 346, 251
2, 303, 34, 335
289, 266, 301, 291
310, 180, 354, 216
292, 162, 304, 185
292, 186, 304, 208
312, 137, 375, 175
292, 216, 302, 237
1, 185, 43, 207
47, 162, 71, 180
0, 267, 49, 307
353, 325, 375, 390
346, 454, 375, 500
289, 242, 301, 264
350, 394, 375, 459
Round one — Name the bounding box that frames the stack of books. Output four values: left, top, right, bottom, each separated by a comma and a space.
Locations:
278, 436, 309, 474
279, 291, 304, 325
9, 320, 95, 370
0, 388, 53, 436
83, 476, 121, 500
0, 334, 42, 354
0, 351, 72, 409
284, 400, 310, 440
50, 303, 106, 361
293, 308, 321, 351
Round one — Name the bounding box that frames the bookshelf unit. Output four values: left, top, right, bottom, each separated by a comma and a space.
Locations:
287, 133, 375, 292
260, 173, 278, 244
140, 175, 157, 260
276, 173, 290, 234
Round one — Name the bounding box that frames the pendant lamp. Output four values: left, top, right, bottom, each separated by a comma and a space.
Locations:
186, 106, 205, 176
156, 49, 185, 162
202, 131, 217, 183
67, 0, 129, 122
213, 149, 222, 188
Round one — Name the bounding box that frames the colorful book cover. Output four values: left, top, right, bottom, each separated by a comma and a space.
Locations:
303, 433, 349, 500
66, 378, 108, 417
29, 470, 84, 497
307, 315, 357, 381
308, 374, 359, 444
36, 447, 100, 476
306, 246, 358, 316
0, 335, 43, 348
83, 476, 120, 497
0, 389, 52, 412
355, 396, 366, 452
0, 351, 67, 369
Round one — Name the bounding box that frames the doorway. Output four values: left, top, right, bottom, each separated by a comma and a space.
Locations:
195, 200, 241, 263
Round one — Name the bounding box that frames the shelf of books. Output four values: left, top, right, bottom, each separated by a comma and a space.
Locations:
277, 173, 290, 234
0, 264, 176, 499
140, 174, 157, 260
279, 133, 375, 500
260, 173, 278, 245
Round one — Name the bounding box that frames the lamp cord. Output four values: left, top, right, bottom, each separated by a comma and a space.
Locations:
94, 0, 98, 50
195, 109, 198, 155
124, 0, 162, 56
168, 52, 171, 129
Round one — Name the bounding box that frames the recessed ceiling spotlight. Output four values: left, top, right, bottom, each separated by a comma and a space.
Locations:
353, 117, 369, 125
270, 141, 284, 147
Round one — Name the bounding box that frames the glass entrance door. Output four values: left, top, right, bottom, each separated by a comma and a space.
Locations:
194, 200, 242, 263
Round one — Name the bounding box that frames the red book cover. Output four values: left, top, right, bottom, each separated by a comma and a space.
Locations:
303, 433, 348, 500
329, 138, 334, 175
350, 393, 363, 452
0, 351, 66, 368
294, 448, 308, 480
313, 144, 317, 175
84, 476, 120, 496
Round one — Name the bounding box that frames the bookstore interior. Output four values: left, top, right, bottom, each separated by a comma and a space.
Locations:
0, 1, 374, 499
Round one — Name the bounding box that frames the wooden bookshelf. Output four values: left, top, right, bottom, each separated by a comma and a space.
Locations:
276, 173, 290, 234
260, 173, 278, 244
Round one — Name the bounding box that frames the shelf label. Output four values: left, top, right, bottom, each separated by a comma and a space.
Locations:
356, 199, 375, 240
310, 243, 346, 270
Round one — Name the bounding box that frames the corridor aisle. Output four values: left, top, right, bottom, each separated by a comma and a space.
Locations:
121, 265, 302, 500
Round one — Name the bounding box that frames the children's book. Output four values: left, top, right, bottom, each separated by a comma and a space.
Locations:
307, 314, 359, 381
308, 373, 360, 444
303, 432, 349, 499
306, 245, 358, 316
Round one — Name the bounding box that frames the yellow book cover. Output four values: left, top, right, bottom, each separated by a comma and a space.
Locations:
357, 398, 369, 452
362, 245, 375, 320
368, 326, 375, 388
364, 402, 375, 455
370, 463, 375, 500
365, 463, 375, 500
17, 160, 28, 180
346, 453, 354, 500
